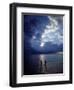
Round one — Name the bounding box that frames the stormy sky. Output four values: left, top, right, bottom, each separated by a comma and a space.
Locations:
24, 14, 63, 53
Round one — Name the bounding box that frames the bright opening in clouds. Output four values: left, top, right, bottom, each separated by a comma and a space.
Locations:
40, 42, 45, 47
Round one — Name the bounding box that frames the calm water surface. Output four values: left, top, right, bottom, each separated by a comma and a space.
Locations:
24, 53, 63, 75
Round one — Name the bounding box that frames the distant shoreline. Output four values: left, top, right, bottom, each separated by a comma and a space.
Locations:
56, 52, 63, 54
30, 52, 63, 55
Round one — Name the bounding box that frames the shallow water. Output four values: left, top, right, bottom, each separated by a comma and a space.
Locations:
24, 53, 63, 75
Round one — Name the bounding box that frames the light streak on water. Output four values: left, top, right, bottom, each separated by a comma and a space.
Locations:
40, 55, 47, 73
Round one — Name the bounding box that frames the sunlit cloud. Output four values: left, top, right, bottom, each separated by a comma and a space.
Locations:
40, 16, 63, 47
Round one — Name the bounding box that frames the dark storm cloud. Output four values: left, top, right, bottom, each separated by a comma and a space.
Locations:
24, 15, 63, 53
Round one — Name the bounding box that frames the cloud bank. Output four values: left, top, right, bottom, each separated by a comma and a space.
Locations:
24, 15, 63, 53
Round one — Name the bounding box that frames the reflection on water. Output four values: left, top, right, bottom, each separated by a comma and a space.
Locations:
39, 55, 47, 73
24, 53, 63, 75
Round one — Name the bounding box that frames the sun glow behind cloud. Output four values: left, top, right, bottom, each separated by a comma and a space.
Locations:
40, 42, 45, 47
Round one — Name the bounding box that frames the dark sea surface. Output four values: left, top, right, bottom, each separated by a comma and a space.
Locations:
24, 53, 63, 75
